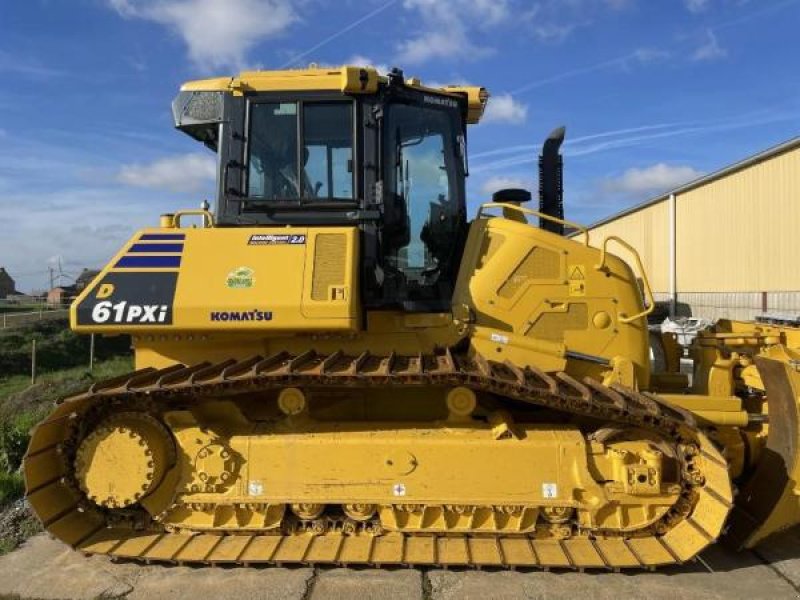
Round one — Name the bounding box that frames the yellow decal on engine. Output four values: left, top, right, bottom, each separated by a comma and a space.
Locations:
226, 266, 255, 289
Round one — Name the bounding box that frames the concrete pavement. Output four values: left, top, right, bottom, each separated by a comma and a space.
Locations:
0, 531, 798, 600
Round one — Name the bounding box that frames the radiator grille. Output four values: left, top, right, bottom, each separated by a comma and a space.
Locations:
311, 234, 346, 301
527, 303, 588, 341
498, 247, 560, 299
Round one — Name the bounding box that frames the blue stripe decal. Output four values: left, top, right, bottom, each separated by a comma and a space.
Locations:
139, 233, 186, 241
115, 256, 182, 268
128, 243, 184, 253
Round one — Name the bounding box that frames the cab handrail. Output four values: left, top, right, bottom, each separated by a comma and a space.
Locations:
595, 235, 655, 324
167, 210, 215, 228
477, 202, 590, 246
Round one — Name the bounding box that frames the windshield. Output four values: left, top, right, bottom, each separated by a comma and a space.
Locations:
382, 101, 465, 301
246, 101, 354, 202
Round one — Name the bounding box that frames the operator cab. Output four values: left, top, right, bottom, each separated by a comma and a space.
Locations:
172, 67, 488, 312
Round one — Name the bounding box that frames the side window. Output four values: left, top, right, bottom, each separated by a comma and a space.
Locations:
303, 103, 354, 199
247, 101, 354, 201
248, 102, 299, 199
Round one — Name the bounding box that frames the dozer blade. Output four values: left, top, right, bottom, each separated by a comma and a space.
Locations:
727, 355, 800, 548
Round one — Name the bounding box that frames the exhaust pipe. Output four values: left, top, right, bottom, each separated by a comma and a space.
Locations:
539, 126, 566, 235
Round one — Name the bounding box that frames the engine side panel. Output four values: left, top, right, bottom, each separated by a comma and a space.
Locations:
71, 226, 360, 333
453, 216, 650, 385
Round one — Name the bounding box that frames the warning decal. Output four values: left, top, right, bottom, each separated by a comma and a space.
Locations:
568, 265, 586, 281
568, 264, 586, 297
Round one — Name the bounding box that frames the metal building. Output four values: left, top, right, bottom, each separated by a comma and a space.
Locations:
583, 137, 800, 321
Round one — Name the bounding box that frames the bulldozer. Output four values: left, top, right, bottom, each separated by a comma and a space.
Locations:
22, 66, 800, 569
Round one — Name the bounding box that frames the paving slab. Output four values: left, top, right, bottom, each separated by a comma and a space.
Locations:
753, 526, 800, 589
428, 544, 799, 600
310, 567, 422, 600
1, 533, 799, 600
0, 534, 313, 600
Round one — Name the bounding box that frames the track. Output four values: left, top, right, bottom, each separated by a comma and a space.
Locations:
23, 350, 733, 569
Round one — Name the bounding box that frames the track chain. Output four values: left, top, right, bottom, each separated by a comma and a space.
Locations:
23, 349, 733, 569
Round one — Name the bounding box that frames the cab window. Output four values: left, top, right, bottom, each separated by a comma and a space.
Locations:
246, 101, 354, 201
382, 102, 464, 300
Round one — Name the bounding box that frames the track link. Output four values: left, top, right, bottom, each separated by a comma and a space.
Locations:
22, 349, 733, 569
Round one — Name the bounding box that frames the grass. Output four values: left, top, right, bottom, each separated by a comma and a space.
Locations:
0, 355, 134, 515
0, 355, 134, 412
0, 316, 135, 556
0, 319, 131, 378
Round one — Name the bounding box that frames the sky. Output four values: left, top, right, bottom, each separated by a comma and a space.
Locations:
1, 0, 799, 293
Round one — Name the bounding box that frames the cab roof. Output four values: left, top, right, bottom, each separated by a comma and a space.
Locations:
180, 65, 489, 124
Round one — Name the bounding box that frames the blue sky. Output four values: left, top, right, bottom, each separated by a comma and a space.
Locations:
1, 0, 799, 292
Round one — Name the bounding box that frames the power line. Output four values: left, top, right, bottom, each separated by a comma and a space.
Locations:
279, 0, 398, 69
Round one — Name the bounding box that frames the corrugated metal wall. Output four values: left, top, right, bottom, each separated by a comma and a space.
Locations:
584, 143, 800, 321
586, 199, 671, 293
676, 146, 800, 292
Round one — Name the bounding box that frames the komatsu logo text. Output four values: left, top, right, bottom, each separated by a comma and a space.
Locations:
91, 301, 169, 324
210, 310, 273, 322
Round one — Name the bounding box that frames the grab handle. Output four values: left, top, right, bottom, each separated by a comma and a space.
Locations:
595, 235, 655, 324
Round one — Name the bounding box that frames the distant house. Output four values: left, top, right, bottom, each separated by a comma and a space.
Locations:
75, 269, 101, 291
46, 268, 101, 306
0, 267, 18, 299
47, 286, 78, 306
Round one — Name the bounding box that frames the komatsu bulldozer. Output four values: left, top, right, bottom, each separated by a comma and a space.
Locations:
22, 66, 800, 569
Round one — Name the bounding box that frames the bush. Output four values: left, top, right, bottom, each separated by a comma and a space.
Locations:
0, 472, 24, 507
0, 421, 29, 473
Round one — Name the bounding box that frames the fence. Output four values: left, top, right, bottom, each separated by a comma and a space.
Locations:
29, 333, 97, 384
1, 309, 70, 329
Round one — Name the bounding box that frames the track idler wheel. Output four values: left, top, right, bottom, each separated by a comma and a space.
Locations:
290, 503, 325, 520
343, 503, 378, 521
75, 412, 173, 508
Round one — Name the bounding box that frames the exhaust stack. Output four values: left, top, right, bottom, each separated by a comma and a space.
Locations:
539, 126, 566, 235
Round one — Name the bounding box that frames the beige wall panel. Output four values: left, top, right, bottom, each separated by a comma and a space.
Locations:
586, 200, 670, 293
676, 147, 800, 292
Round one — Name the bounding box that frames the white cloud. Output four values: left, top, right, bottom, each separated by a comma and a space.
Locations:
480, 176, 535, 196
481, 94, 528, 125
631, 47, 671, 64
396, 0, 510, 64
523, 0, 632, 44
116, 153, 216, 193
693, 29, 727, 61
345, 54, 390, 75
108, 0, 297, 70
0, 186, 195, 294
685, 0, 711, 13
531, 22, 580, 43
601, 163, 703, 196
397, 31, 480, 64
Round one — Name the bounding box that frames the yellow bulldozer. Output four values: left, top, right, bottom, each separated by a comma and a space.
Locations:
22, 66, 800, 569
